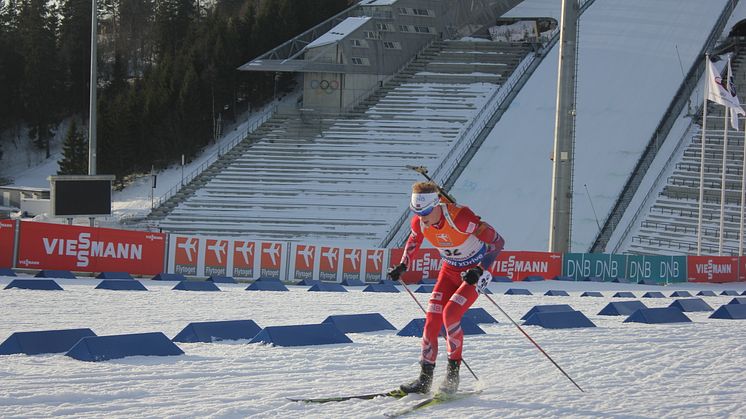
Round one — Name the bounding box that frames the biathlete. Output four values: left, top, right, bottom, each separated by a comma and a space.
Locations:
388, 181, 504, 394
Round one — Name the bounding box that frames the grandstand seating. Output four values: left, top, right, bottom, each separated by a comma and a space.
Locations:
153, 41, 533, 247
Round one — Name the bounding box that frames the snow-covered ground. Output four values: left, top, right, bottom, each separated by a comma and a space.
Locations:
0, 275, 744, 418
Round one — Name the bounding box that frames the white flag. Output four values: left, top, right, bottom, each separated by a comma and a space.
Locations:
707, 57, 745, 130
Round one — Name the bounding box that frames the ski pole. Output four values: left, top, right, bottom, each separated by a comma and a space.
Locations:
406, 165, 584, 393
396, 278, 479, 382
482, 293, 584, 392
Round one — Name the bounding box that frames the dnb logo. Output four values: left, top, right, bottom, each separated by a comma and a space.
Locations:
174, 236, 199, 275
294, 245, 316, 280
365, 249, 384, 282
319, 246, 339, 281
232, 240, 255, 279
260, 242, 282, 279
204, 239, 228, 276
342, 248, 362, 282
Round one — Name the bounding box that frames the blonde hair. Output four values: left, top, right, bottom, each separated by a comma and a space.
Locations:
412, 181, 439, 194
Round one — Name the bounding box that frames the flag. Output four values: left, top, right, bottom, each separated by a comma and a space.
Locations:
707, 57, 745, 130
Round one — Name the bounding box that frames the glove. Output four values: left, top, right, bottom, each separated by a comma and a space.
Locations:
462, 266, 492, 294
387, 262, 407, 281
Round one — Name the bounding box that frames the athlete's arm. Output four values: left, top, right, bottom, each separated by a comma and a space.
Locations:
400, 216, 425, 266
452, 206, 505, 270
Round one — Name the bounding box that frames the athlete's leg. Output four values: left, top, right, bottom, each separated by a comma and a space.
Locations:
420, 266, 459, 364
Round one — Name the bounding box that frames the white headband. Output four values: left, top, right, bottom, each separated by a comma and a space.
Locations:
410, 192, 439, 213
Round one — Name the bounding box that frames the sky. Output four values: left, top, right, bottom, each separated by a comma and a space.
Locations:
0, 275, 744, 418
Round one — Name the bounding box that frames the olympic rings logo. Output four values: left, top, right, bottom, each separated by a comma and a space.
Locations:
310, 79, 339, 94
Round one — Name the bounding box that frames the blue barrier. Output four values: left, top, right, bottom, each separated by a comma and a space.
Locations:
152, 273, 186, 281
396, 317, 485, 337
308, 282, 347, 292
727, 297, 746, 305
35, 270, 75, 279
173, 281, 221, 291
613, 292, 636, 298
521, 304, 575, 320
721, 290, 739, 296
249, 324, 352, 347
742, 290, 746, 296
670, 291, 692, 297
419, 278, 437, 285
669, 298, 713, 312
697, 290, 717, 296
623, 307, 692, 324
598, 301, 648, 316
710, 304, 746, 319
638, 279, 663, 286
5, 279, 63, 291
96, 272, 133, 280
415, 285, 435, 293
464, 307, 498, 324
505, 288, 532, 295
363, 284, 400, 293
545, 290, 569, 296
612, 277, 631, 283
524, 311, 596, 329
66, 332, 184, 361
246, 281, 289, 291
256, 277, 282, 282
0, 328, 96, 355
553, 275, 574, 281
522, 275, 544, 282
642, 292, 665, 298
492, 276, 512, 283
341, 279, 365, 286
95, 280, 147, 291
0, 268, 16, 276
172, 320, 262, 343
322, 313, 396, 333
207, 276, 236, 283
296, 279, 319, 286
581, 291, 604, 297
378, 280, 399, 286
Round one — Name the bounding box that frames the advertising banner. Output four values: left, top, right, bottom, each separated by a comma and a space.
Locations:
290, 244, 317, 281
232, 240, 256, 279
686, 256, 739, 282
170, 235, 200, 276
626, 255, 687, 283
388, 248, 442, 284
563, 253, 627, 281
17, 221, 165, 275
319, 246, 341, 282
0, 220, 14, 268
489, 251, 562, 281
203, 238, 230, 277
342, 248, 363, 282
258, 241, 286, 280
364, 249, 386, 282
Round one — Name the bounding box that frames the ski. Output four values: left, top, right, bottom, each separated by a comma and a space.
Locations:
287, 388, 407, 403
383, 390, 482, 418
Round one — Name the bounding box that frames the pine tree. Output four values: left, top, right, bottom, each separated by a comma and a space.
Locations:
58, 0, 92, 112
58, 119, 88, 174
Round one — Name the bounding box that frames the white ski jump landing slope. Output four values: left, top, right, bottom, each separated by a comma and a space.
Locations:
451, 0, 728, 252
0, 275, 744, 418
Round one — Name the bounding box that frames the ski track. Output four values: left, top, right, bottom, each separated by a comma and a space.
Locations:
0, 277, 744, 418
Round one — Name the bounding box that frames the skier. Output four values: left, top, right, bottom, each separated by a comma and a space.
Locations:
388, 181, 504, 394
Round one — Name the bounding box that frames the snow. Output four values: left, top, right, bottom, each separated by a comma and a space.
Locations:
0, 275, 744, 418
306, 17, 372, 49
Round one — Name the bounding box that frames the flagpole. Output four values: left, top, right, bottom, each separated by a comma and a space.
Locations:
738, 116, 746, 256
719, 106, 729, 255
698, 54, 709, 256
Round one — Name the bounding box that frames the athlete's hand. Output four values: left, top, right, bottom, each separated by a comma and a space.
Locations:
387, 263, 407, 281
461, 266, 484, 285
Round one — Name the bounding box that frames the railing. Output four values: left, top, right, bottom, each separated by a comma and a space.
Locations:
593, 0, 739, 252
150, 105, 277, 210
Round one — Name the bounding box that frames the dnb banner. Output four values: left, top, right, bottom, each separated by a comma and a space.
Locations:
168, 235, 287, 280
563, 253, 687, 283
0, 220, 15, 268
15, 221, 165, 275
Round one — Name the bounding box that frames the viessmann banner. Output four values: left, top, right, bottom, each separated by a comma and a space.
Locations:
688, 256, 739, 283
0, 220, 15, 268
15, 221, 166, 274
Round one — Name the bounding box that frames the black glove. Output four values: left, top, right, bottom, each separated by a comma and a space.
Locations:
461, 266, 484, 285
387, 262, 407, 281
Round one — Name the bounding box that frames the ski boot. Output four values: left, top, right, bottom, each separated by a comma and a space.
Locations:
400, 362, 435, 394
438, 359, 460, 394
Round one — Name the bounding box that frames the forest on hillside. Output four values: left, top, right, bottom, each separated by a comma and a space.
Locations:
0, 0, 351, 184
